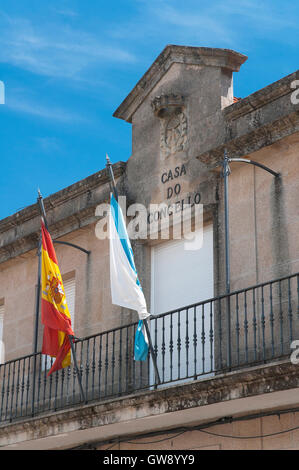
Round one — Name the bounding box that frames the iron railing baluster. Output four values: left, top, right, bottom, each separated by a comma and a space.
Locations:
0, 363, 6, 422
252, 289, 257, 362
20, 358, 25, 417
111, 331, 116, 395
25, 357, 31, 417
98, 334, 103, 400
42, 356, 47, 411
269, 284, 275, 358
118, 329, 122, 396
66, 363, 71, 407
104, 333, 109, 398
5, 362, 11, 421
170, 313, 173, 382
288, 277, 293, 345
36, 354, 42, 414
79, 340, 84, 404
54, 367, 59, 411
209, 301, 213, 373
134, 325, 137, 390
186, 308, 189, 379
201, 304, 205, 374
85, 339, 90, 402
9, 361, 16, 422
177, 310, 181, 380
236, 293, 240, 366
91, 337, 96, 401
162, 316, 166, 383
261, 286, 266, 361
218, 297, 223, 370
125, 327, 129, 394
14, 359, 21, 420
244, 291, 248, 364
279, 281, 284, 355
154, 317, 158, 384
48, 357, 54, 410
193, 306, 197, 378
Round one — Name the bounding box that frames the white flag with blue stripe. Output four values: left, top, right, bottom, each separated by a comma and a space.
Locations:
109, 194, 149, 360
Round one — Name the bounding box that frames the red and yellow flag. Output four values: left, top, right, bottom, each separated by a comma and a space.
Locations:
41, 219, 74, 376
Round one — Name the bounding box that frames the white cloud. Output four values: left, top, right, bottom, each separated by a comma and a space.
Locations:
35, 137, 62, 153
52, 8, 79, 18
112, 0, 299, 52
6, 95, 88, 124
153, 5, 236, 46
0, 12, 137, 80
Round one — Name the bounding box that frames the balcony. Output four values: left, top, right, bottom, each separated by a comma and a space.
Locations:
1, 272, 299, 426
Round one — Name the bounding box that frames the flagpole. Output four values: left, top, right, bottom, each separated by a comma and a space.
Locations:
37, 190, 87, 403
31, 196, 43, 416
105, 155, 161, 386
106, 154, 118, 201
33, 231, 42, 354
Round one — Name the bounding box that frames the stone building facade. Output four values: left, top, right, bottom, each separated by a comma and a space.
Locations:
0, 45, 299, 450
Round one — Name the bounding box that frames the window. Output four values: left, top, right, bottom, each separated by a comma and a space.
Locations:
63, 276, 76, 328
150, 225, 214, 384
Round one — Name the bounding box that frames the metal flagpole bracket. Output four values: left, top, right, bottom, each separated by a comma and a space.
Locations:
228, 157, 280, 178
220, 149, 280, 296
53, 240, 90, 255
221, 149, 231, 179
37, 189, 90, 255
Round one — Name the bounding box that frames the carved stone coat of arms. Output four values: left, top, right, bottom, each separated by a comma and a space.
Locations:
151, 94, 187, 159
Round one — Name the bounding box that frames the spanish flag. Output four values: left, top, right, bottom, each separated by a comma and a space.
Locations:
41, 218, 74, 376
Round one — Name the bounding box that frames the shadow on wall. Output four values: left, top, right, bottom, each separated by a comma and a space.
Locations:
270, 176, 291, 279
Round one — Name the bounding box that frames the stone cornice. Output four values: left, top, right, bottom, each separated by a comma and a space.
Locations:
196, 69, 299, 168
224, 70, 299, 121
198, 111, 299, 169
0, 161, 126, 264
0, 161, 126, 233
1, 360, 299, 449
113, 45, 247, 123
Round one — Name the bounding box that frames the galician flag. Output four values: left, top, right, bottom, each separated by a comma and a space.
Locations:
41, 218, 74, 375
109, 194, 149, 361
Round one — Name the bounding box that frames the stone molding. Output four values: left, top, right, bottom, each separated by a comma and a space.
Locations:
224, 70, 298, 121
1, 360, 299, 448
0, 162, 126, 264
197, 111, 299, 169
196, 70, 299, 168
113, 45, 247, 123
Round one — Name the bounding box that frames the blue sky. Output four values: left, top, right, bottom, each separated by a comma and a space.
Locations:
0, 0, 298, 220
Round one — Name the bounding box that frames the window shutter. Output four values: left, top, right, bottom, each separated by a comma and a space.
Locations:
64, 277, 76, 328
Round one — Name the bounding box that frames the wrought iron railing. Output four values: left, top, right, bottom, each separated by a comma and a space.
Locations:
1, 272, 299, 424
